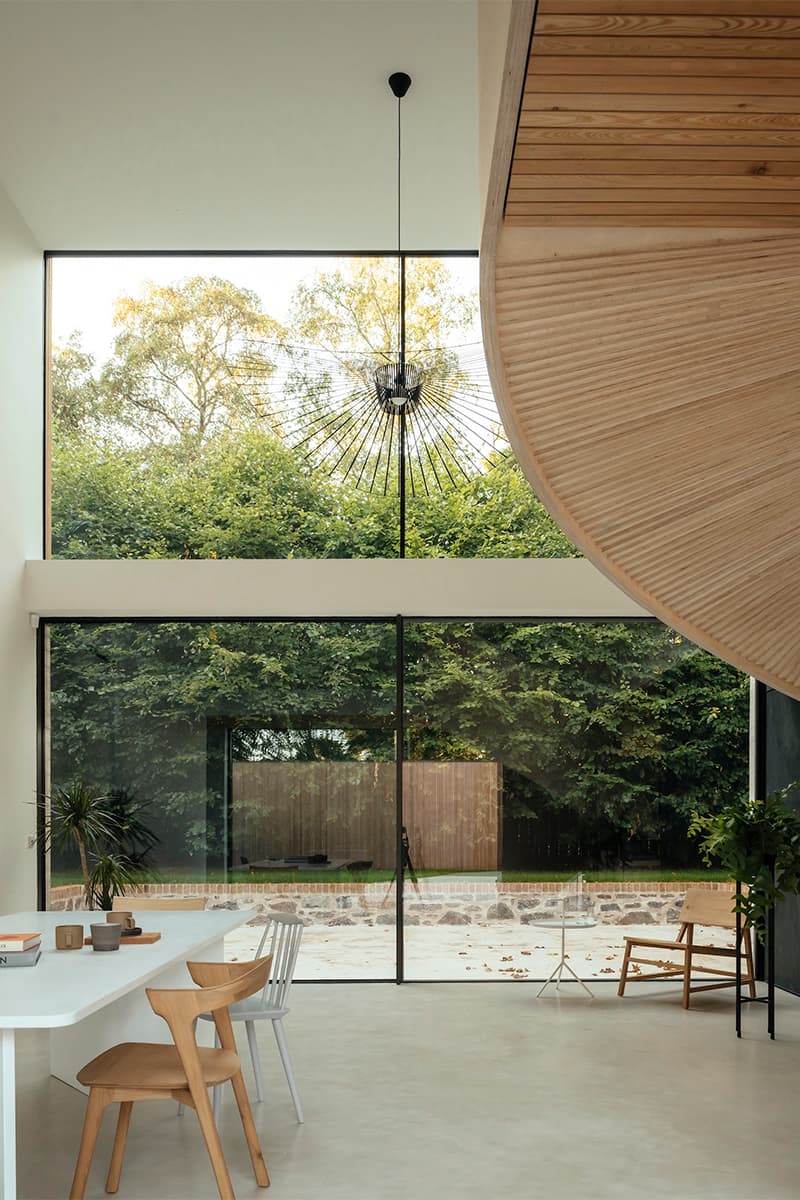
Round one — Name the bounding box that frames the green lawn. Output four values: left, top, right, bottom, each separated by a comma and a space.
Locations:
498, 869, 731, 883
50, 866, 732, 888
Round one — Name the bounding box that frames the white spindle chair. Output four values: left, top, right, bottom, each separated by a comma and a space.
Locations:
202, 912, 305, 1123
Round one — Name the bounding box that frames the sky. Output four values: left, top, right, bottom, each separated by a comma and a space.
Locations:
50, 254, 482, 366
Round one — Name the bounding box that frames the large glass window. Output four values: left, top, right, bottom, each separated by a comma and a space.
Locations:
401, 620, 749, 981
48, 253, 576, 561
44, 617, 747, 983
46, 619, 397, 980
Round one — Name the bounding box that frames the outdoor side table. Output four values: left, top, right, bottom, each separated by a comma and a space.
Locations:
533, 907, 596, 998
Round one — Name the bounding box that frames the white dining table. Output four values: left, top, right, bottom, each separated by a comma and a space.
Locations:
0, 908, 254, 1200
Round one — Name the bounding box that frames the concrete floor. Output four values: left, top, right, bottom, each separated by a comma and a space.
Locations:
16, 980, 800, 1200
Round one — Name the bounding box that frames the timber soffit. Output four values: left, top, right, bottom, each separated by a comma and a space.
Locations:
481, 0, 800, 699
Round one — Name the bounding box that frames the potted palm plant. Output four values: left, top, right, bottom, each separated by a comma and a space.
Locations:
41, 782, 158, 909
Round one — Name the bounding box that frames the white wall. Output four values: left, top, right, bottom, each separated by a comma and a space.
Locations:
0, 1, 647, 923
0, 184, 42, 911
0, 0, 479, 251
24, 558, 648, 620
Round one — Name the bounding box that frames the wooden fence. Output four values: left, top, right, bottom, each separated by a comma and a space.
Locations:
231, 761, 501, 870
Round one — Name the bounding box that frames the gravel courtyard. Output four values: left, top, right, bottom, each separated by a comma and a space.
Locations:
225, 918, 736, 984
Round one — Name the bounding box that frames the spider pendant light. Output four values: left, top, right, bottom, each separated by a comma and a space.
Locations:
240, 73, 510, 556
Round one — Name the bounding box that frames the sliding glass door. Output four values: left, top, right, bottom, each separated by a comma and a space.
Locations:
43, 616, 746, 982
401, 619, 747, 982
45, 618, 397, 980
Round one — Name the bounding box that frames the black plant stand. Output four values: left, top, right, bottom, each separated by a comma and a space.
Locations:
735, 874, 776, 1039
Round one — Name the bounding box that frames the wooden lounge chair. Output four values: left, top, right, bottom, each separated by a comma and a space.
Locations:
617, 888, 756, 1009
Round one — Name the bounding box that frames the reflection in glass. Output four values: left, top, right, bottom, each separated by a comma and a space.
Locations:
401, 620, 748, 981
47, 619, 397, 980
44, 616, 747, 983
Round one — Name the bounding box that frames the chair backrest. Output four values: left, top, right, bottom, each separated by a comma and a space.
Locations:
255, 913, 304, 1010
148, 950, 273, 1108
680, 888, 738, 929
113, 895, 206, 911
148, 956, 271, 1034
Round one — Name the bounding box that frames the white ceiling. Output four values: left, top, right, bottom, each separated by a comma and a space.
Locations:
0, 0, 479, 251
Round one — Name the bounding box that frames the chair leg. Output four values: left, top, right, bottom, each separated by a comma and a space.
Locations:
191, 1086, 236, 1200
682, 944, 692, 1009
744, 928, 757, 999
212, 1027, 223, 1121
246, 1021, 264, 1104
617, 941, 632, 997
70, 1087, 110, 1200
273, 1018, 304, 1123
105, 1101, 133, 1195
229, 1070, 270, 1188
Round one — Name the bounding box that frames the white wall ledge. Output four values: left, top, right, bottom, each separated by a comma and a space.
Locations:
24, 558, 650, 621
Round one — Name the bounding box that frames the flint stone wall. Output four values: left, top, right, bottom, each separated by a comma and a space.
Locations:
49, 879, 729, 928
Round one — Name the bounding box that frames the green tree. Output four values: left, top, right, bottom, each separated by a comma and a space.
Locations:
50, 426, 401, 560
288, 257, 475, 385
284, 259, 498, 503
404, 621, 748, 867
407, 460, 578, 559
51, 333, 100, 436
98, 276, 284, 447
49, 619, 396, 861
48, 615, 748, 872
46, 265, 748, 874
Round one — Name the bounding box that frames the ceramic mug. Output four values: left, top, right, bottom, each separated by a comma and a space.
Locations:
90, 922, 122, 951
106, 910, 135, 931
55, 924, 84, 950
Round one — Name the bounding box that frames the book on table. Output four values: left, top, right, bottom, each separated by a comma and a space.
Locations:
0, 946, 41, 967
0, 932, 41, 953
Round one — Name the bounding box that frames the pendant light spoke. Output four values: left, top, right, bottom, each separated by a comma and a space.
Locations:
232, 71, 512, 554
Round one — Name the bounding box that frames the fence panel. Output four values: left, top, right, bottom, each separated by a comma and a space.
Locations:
232, 760, 501, 870
404, 762, 501, 870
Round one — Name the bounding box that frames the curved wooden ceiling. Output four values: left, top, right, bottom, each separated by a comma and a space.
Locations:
482, 0, 800, 698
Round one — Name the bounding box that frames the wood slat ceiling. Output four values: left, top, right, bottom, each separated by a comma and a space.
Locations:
490, 228, 800, 695
508, 0, 800, 225
481, 2, 800, 698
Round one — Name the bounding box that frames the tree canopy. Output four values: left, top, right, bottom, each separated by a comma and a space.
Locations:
48, 260, 748, 873
96, 276, 283, 448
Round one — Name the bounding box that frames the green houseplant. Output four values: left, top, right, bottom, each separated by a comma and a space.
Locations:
689, 785, 800, 941
41, 782, 158, 909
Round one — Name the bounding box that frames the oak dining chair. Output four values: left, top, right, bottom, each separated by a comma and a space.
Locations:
69, 956, 272, 1200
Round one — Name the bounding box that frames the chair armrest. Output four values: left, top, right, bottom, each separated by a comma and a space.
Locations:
622, 937, 687, 951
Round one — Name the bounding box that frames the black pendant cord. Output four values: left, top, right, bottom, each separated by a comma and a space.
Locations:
399, 256, 407, 559
397, 90, 403, 309
388, 73, 412, 556
396, 87, 407, 559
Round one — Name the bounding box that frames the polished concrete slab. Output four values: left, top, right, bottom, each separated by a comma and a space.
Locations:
16, 981, 800, 1200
